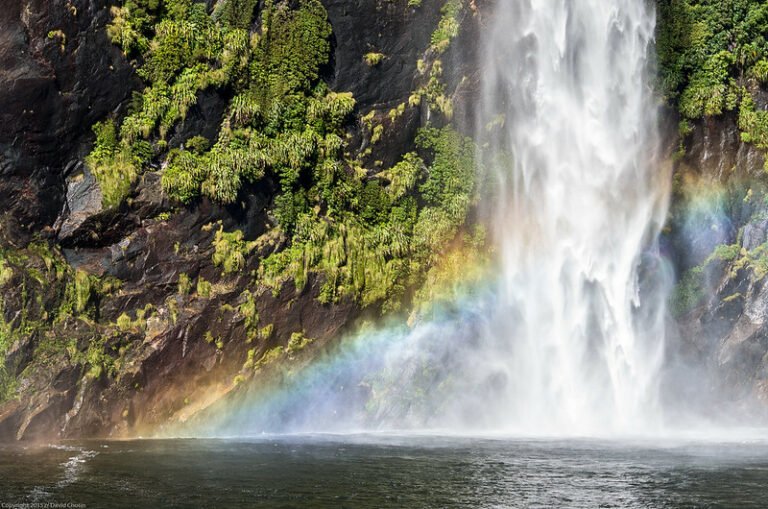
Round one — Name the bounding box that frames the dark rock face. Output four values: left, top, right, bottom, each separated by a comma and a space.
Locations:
0, 0, 487, 440
665, 112, 768, 419
0, 0, 138, 246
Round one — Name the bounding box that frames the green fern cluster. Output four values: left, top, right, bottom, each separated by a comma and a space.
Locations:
259, 127, 478, 312
91, 0, 345, 208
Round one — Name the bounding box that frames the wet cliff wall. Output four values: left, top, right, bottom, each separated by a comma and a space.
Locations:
0, 0, 488, 440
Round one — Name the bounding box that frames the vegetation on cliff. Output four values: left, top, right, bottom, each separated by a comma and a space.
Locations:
0, 0, 483, 433
89, 0, 481, 312
658, 1, 768, 314
658, 0, 768, 160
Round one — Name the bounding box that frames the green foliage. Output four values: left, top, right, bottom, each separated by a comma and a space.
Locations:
416, 127, 475, 221
254, 346, 283, 371
166, 295, 179, 324
116, 312, 133, 330
99, 0, 350, 208
73, 271, 94, 314
84, 337, 116, 379
657, 0, 768, 149
364, 52, 384, 66
106, 0, 161, 56
0, 362, 18, 406
177, 272, 192, 295
239, 289, 259, 331
212, 227, 256, 273
376, 152, 423, 200
732, 240, 768, 279
431, 0, 462, 54
259, 323, 274, 339
0, 243, 136, 402
669, 265, 704, 317
738, 91, 768, 160
669, 236, 768, 317
410, 63, 453, 118
260, 126, 478, 311
287, 330, 314, 355
185, 135, 210, 154
86, 120, 146, 209
197, 277, 212, 297
94, 0, 482, 320
0, 260, 13, 287
216, 0, 258, 30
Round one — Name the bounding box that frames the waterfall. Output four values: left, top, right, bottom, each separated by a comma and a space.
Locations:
471, 0, 670, 434
195, 0, 672, 438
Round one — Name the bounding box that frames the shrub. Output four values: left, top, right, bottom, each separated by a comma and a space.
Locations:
177, 273, 192, 295
197, 277, 212, 297
116, 313, 133, 330
657, 0, 768, 149
254, 346, 283, 371
0, 260, 12, 287
364, 52, 384, 66
185, 135, 210, 154
430, 0, 462, 54
212, 227, 256, 274
239, 290, 259, 330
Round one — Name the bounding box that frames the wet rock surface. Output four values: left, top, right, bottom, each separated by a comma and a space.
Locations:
0, 0, 485, 440
665, 112, 768, 418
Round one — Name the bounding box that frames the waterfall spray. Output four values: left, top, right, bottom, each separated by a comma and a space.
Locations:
187, 0, 672, 438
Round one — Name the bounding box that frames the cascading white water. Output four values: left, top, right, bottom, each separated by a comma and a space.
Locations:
201, 0, 674, 438
473, 0, 670, 434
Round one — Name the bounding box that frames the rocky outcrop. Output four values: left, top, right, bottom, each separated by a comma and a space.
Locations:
664, 111, 768, 419
0, 0, 487, 440
0, 0, 138, 246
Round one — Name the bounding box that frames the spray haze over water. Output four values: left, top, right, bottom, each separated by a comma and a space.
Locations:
190, 0, 675, 438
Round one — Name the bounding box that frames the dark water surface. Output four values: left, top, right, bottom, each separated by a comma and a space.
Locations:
2, 434, 768, 508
